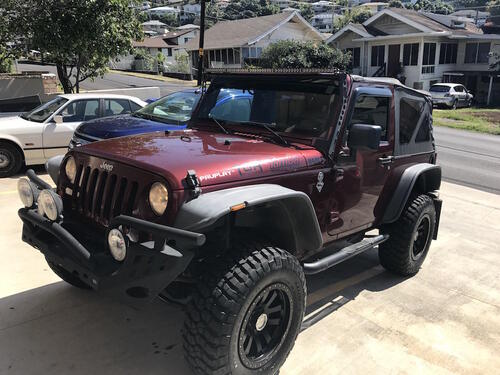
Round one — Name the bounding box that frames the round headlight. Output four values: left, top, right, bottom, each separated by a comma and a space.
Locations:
108, 229, 127, 261
17, 178, 37, 207
149, 182, 169, 216
65, 156, 77, 184
38, 189, 62, 221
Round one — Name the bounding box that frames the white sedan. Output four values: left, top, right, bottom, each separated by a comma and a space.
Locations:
0, 93, 146, 177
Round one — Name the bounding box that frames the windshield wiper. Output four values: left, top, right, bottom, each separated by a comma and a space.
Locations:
208, 114, 229, 134
239, 121, 289, 146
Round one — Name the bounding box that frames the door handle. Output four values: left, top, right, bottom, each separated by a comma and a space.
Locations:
378, 156, 394, 166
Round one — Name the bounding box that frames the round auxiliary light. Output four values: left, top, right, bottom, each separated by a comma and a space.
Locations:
17, 178, 37, 208
65, 156, 77, 184
108, 229, 127, 262
149, 182, 169, 216
38, 189, 63, 221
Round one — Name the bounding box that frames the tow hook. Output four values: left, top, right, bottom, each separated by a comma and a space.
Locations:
185, 170, 202, 198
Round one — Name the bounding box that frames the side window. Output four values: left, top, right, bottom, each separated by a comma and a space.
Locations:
454, 86, 463, 93
415, 113, 431, 143
129, 101, 142, 112
60, 100, 99, 122
350, 96, 389, 141
399, 98, 424, 144
211, 98, 251, 123
103, 99, 132, 117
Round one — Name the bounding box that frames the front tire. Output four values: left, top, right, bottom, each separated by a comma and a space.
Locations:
379, 194, 436, 276
450, 99, 457, 110
0, 142, 23, 178
183, 244, 306, 375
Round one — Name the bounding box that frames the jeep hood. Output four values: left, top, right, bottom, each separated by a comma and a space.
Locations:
76, 129, 324, 190
76, 114, 186, 139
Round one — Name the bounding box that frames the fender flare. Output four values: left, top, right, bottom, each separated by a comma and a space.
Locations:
382, 163, 441, 224
45, 155, 65, 185
174, 184, 323, 254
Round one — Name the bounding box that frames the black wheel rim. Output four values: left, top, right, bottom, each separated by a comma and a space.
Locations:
238, 283, 293, 369
0, 150, 11, 169
412, 215, 431, 260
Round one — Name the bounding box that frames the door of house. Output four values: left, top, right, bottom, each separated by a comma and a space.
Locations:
387, 44, 401, 78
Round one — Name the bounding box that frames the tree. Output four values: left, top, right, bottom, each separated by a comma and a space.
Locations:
405, 0, 454, 15
388, 0, 404, 8
259, 40, 351, 70
21, 0, 143, 93
0, 0, 22, 73
333, 7, 372, 32
221, 0, 279, 21
298, 3, 315, 22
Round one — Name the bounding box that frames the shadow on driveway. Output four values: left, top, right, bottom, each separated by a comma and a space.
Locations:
0, 250, 406, 375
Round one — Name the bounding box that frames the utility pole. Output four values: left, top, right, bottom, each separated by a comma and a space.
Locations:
197, 0, 209, 86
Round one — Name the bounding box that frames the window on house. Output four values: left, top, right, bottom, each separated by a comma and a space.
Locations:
371, 45, 385, 67
228, 49, 234, 64
422, 43, 436, 65
439, 43, 457, 64
209, 50, 215, 63
234, 49, 241, 64
350, 96, 389, 141
345, 47, 360, 68
222, 49, 228, 64
184, 37, 189, 43
403, 43, 419, 66
241, 47, 262, 60
167, 48, 172, 57
465, 42, 490, 63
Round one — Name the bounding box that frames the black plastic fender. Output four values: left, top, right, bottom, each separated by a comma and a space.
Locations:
382, 163, 441, 224
174, 184, 323, 254
45, 155, 64, 185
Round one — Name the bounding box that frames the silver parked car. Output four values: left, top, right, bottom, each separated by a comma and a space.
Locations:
430, 83, 473, 109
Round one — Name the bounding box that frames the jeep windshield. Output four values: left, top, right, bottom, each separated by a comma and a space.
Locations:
192, 78, 340, 142
134, 91, 201, 124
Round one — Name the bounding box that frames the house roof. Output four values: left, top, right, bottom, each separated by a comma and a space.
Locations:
142, 20, 167, 26
328, 7, 491, 43
132, 37, 169, 49
163, 28, 196, 41
177, 24, 200, 30
183, 11, 324, 51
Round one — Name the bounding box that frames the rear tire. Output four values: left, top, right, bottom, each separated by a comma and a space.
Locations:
46, 258, 92, 289
183, 243, 306, 375
379, 194, 436, 276
0, 142, 23, 178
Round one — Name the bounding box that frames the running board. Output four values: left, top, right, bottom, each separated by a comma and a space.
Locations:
302, 234, 389, 275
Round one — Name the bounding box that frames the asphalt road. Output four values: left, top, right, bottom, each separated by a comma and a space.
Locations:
434, 126, 500, 194
17, 62, 191, 96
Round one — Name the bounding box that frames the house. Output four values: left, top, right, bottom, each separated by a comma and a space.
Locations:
312, 13, 338, 33
451, 10, 490, 26
144, 5, 180, 18
327, 8, 500, 104
270, 0, 293, 10
142, 20, 169, 36
181, 3, 201, 23
162, 27, 199, 65
358, 2, 388, 14
184, 11, 325, 74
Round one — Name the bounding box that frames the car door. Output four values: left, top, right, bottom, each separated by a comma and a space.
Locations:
453, 85, 466, 105
102, 98, 133, 117
328, 88, 394, 238
42, 99, 100, 159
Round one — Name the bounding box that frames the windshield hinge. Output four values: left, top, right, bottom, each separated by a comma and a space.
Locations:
185, 170, 202, 198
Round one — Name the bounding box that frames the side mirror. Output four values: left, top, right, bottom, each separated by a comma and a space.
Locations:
53, 115, 63, 124
347, 124, 381, 150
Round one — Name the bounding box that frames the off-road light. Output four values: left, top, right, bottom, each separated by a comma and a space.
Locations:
108, 229, 127, 261
149, 182, 169, 216
65, 156, 77, 184
17, 178, 38, 208
38, 189, 63, 221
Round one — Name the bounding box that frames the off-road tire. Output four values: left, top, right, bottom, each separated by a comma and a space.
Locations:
0, 142, 23, 178
46, 258, 92, 290
379, 194, 436, 276
183, 243, 306, 375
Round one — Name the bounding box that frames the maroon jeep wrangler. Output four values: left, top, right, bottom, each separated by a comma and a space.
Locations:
18, 70, 441, 375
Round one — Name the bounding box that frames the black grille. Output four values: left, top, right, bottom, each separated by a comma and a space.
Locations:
68, 161, 139, 225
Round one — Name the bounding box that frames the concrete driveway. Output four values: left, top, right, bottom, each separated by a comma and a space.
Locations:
1, 173, 499, 375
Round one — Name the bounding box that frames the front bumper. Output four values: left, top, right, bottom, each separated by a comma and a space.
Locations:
19, 207, 205, 306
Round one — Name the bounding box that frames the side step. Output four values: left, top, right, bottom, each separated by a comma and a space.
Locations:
303, 234, 389, 275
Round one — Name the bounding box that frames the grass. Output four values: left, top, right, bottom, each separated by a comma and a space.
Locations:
108, 69, 197, 85
433, 108, 500, 135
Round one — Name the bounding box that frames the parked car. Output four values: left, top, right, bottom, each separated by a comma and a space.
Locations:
430, 83, 473, 109
0, 94, 146, 177
69, 88, 253, 148
18, 70, 441, 375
